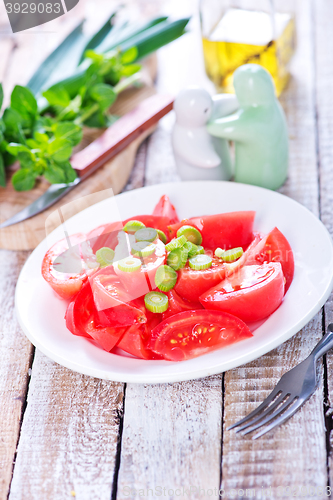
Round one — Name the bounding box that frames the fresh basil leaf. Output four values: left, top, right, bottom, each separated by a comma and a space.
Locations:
52, 122, 83, 146
120, 46, 138, 64
44, 162, 67, 184
12, 168, 36, 191
120, 63, 141, 77
90, 83, 116, 111
11, 85, 37, 119
0, 119, 5, 134
83, 109, 107, 128
85, 50, 105, 64
43, 86, 71, 108
0, 154, 5, 187
55, 160, 77, 183
0, 84, 4, 111
3, 107, 24, 130
48, 138, 72, 162
17, 151, 35, 169
32, 158, 46, 176
34, 131, 49, 143
6, 142, 32, 156
26, 139, 41, 149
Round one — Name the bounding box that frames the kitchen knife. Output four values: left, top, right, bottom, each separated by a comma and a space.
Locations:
0, 93, 173, 229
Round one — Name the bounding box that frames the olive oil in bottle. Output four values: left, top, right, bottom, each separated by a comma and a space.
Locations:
202, 8, 296, 95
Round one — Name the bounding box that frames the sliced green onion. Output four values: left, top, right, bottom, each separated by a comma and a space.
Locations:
155, 265, 178, 292
135, 227, 157, 242
176, 225, 202, 245
95, 247, 115, 267
123, 220, 146, 234
144, 291, 168, 313
196, 245, 205, 254
167, 247, 188, 270
118, 257, 141, 272
131, 241, 156, 257
189, 254, 212, 270
156, 229, 167, 244
165, 235, 187, 252
218, 247, 244, 262
183, 241, 199, 258
214, 248, 224, 258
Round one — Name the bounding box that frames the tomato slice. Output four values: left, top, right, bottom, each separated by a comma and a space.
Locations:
200, 262, 284, 322
162, 290, 203, 319
147, 310, 252, 361
244, 227, 294, 293
168, 211, 255, 250
152, 195, 180, 224
116, 312, 163, 360
174, 256, 226, 302
91, 273, 147, 327
42, 233, 90, 300
65, 282, 126, 351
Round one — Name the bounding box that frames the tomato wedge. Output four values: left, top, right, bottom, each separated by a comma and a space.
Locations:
244, 227, 294, 293
168, 211, 255, 250
200, 262, 284, 322
162, 290, 203, 320
65, 282, 126, 351
116, 312, 163, 360
174, 256, 226, 302
152, 195, 180, 224
91, 272, 147, 327
147, 310, 252, 361
42, 233, 90, 300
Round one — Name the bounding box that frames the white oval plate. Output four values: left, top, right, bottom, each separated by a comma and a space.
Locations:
15, 181, 333, 383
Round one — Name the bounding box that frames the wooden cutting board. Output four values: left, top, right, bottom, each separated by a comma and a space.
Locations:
0, 56, 159, 251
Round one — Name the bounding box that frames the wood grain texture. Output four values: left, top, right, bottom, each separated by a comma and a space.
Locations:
313, 0, 333, 487
117, 377, 223, 500
221, 0, 328, 496
0, 250, 33, 500
9, 351, 125, 500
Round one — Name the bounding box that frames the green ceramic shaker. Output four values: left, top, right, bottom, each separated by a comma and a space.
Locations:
206, 64, 288, 190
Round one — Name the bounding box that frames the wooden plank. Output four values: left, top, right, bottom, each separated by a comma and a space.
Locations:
9, 352, 125, 500
116, 377, 223, 500
221, 0, 328, 495
0, 250, 33, 500
313, 0, 333, 488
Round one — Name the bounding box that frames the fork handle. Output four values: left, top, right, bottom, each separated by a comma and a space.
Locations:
311, 324, 333, 361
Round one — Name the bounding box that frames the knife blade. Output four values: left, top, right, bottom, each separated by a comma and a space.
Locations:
0, 94, 174, 229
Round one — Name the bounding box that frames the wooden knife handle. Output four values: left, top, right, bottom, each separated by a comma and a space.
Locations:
71, 94, 174, 178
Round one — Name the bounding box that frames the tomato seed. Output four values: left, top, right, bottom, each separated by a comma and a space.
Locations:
178, 333, 183, 338
170, 339, 177, 344
209, 327, 215, 332
197, 327, 202, 334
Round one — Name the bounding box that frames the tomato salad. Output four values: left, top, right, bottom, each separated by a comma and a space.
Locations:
42, 195, 294, 362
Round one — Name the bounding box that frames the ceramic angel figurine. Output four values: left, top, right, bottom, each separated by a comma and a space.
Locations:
172, 87, 238, 181
207, 64, 289, 190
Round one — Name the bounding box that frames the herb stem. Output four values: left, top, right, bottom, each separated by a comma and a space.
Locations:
114, 72, 142, 94
74, 103, 100, 125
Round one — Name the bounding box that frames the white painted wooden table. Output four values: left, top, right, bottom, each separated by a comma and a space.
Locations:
1, 0, 333, 499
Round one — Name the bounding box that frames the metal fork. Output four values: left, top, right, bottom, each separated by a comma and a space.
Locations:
228, 323, 333, 439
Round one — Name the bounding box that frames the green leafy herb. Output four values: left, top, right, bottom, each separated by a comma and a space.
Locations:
0, 15, 189, 190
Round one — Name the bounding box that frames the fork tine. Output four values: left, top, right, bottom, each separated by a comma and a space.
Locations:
227, 386, 283, 430
240, 395, 293, 435
252, 396, 307, 439
235, 392, 290, 433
